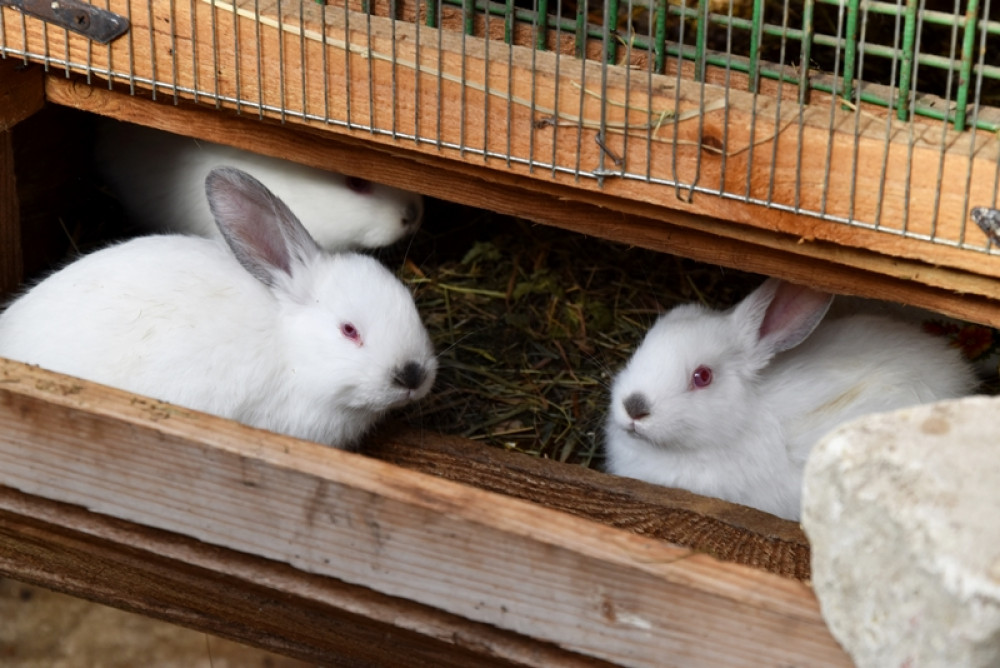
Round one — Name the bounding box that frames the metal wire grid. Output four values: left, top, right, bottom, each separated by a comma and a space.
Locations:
424, 0, 1000, 132
0, 0, 998, 252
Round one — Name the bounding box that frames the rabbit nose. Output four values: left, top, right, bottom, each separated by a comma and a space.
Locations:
623, 393, 650, 420
393, 361, 427, 390
402, 202, 421, 227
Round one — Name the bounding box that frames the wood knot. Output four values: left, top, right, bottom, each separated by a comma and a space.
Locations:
700, 133, 725, 155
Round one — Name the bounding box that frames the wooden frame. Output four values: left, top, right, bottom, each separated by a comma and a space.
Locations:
0, 58, 42, 295
0, 359, 850, 665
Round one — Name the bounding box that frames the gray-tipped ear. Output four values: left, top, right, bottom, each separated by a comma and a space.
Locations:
205, 167, 321, 287
736, 278, 834, 358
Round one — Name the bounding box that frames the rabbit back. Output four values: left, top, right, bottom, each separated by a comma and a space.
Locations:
769, 313, 977, 465
0, 235, 287, 423
94, 121, 423, 251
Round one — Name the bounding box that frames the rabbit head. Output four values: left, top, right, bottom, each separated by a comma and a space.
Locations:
606, 279, 834, 456
205, 167, 437, 443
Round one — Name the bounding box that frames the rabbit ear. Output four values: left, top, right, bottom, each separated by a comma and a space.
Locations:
205, 167, 321, 287
736, 278, 833, 359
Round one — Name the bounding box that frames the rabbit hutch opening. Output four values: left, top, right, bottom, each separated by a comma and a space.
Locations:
0, 0, 998, 664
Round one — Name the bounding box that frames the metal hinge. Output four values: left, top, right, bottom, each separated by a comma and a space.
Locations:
0, 0, 129, 44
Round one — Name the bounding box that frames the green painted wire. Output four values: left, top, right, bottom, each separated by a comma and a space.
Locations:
897, 0, 918, 120
426, 0, 438, 28
606, 0, 620, 63
445, 0, 1000, 62
799, 0, 815, 104
435, 0, 1000, 131
536, 0, 549, 51
748, 0, 764, 92
654, 0, 668, 73
953, 0, 980, 131
694, 0, 709, 81
464, 0, 475, 34
505, 0, 514, 43
841, 0, 860, 102
575, 0, 587, 59
817, 0, 998, 32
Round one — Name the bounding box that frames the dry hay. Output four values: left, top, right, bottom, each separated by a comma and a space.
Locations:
385, 200, 1000, 470
385, 202, 758, 467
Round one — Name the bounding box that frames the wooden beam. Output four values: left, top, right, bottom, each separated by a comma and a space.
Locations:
0, 58, 44, 130
0, 59, 43, 298
367, 426, 811, 580
0, 486, 602, 667
49, 80, 1000, 327
0, 358, 851, 666
3, 0, 998, 279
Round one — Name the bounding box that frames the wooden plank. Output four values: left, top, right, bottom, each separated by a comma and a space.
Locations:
0, 357, 851, 666
49, 81, 1000, 327
2, 0, 998, 280
0, 59, 42, 298
367, 426, 811, 580
0, 57, 44, 129
0, 486, 602, 667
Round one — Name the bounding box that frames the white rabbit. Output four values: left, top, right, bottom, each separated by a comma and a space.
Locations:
604, 278, 977, 521
0, 167, 437, 449
93, 120, 424, 251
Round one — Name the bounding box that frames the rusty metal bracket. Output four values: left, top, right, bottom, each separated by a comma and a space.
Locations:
0, 0, 129, 44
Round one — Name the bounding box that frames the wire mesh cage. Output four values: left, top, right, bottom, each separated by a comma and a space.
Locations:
2, 0, 999, 274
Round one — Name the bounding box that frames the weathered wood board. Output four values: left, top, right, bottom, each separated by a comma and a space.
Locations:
0, 357, 851, 666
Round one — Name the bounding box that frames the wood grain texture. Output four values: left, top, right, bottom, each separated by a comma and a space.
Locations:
0, 487, 605, 668
367, 426, 811, 580
0, 58, 44, 130
46, 79, 1000, 327
2, 0, 999, 280
0, 357, 851, 666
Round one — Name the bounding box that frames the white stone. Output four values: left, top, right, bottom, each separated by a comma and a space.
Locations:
802, 395, 1000, 668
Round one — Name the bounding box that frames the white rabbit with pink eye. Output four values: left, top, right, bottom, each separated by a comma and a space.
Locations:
604, 278, 977, 521
0, 167, 437, 449
94, 120, 424, 251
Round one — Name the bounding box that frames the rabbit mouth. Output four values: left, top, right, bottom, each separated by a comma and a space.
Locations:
620, 419, 651, 443
385, 391, 423, 409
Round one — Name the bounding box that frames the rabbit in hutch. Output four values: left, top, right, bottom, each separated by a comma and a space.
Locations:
94, 120, 424, 252
603, 277, 977, 521
0, 167, 437, 449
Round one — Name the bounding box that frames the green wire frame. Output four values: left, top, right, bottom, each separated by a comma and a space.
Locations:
402, 0, 1000, 133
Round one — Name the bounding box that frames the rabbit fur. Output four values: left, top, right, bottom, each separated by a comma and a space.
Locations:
94, 120, 424, 251
0, 167, 437, 448
604, 278, 977, 520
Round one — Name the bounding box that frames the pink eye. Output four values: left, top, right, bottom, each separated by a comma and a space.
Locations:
691, 365, 713, 389
340, 322, 362, 344
345, 176, 373, 195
